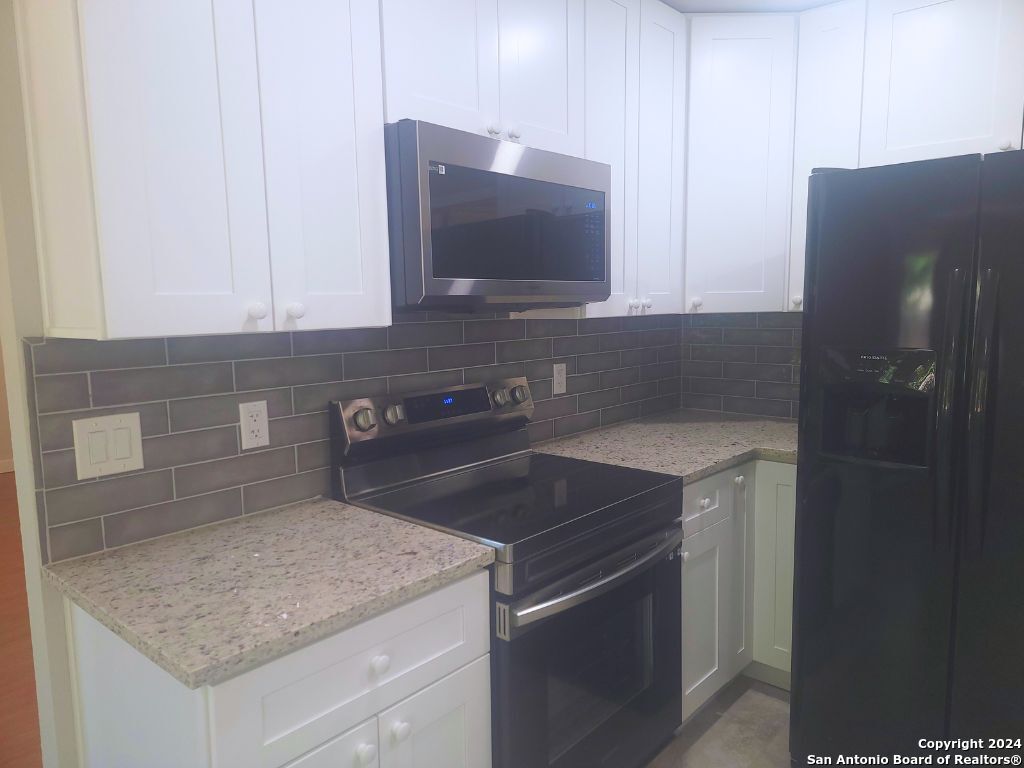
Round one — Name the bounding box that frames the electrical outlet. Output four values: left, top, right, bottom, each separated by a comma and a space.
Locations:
239, 401, 270, 450
553, 363, 567, 395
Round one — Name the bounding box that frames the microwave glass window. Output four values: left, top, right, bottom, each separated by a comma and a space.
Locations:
428, 162, 605, 282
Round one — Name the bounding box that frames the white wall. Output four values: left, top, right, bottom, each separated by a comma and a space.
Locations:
0, 345, 12, 472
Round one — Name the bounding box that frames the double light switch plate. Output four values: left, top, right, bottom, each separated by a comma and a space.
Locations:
72, 412, 144, 480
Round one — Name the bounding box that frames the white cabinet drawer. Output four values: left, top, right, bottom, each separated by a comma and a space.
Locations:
282, 718, 378, 768
210, 571, 489, 768
683, 472, 735, 537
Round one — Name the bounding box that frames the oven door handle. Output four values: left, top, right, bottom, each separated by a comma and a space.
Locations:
510, 530, 683, 629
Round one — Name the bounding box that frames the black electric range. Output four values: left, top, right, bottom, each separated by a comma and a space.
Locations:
330, 377, 683, 768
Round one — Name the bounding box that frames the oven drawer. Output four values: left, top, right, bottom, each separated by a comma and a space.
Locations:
683, 467, 749, 537
210, 570, 488, 768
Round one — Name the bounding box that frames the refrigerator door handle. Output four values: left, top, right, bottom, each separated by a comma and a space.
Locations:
966, 267, 999, 555
937, 267, 968, 546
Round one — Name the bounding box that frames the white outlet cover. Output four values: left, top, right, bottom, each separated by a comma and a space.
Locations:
72, 412, 144, 480
239, 401, 270, 451
553, 363, 567, 395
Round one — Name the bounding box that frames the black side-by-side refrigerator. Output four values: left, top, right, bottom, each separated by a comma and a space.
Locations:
791, 150, 1024, 761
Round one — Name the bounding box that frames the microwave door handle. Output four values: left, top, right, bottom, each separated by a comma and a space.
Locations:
510, 530, 683, 629
936, 267, 967, 547
966, 268, 999, 556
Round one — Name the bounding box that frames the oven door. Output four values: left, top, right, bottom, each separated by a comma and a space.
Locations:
493, 529, 683, 768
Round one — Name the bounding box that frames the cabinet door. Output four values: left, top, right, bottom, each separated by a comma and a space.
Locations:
686, 15, 797, 314
283, 719, 378, 768
682, 517, 729, 721
79, 0, 272, 337
789, 0, 866, 313
722, 465, 755, 681
582, 0, 641, 318
378, 656, 491, 768
380, 0, 500, 137
498, 0, 585, 154
635, 0, 687, 315
753, 461, 797, 673
860, 0, 1024, 166
255, 0, 391, 330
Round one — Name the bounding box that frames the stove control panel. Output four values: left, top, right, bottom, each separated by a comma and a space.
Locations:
332, 377, 534, 450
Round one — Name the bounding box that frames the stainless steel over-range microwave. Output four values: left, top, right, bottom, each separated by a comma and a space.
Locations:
384, 120, 612, 311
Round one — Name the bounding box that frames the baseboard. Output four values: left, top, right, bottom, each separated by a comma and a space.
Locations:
742, 661, 791, 691
0, 458, 13, 473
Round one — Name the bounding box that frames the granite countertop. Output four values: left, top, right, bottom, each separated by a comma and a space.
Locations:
537, 409, 798, 482
44, 499, 494, 689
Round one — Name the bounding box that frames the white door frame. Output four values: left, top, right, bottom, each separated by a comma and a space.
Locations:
0, 175, 80, 767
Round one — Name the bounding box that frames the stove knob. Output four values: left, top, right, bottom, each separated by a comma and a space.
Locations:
353, 408, 377, 432
383, 404, 405, 426
510, 384, 530, 404
493, 388, 511, 407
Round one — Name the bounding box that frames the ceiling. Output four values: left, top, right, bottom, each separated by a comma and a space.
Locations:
665, 0, 834, 11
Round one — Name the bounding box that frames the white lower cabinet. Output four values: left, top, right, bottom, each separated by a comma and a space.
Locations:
378, 656, 492, 768
753, 461, 797, 674
284, 719, 379, 768
70, 571, 490, 768
681, 461, 793, 720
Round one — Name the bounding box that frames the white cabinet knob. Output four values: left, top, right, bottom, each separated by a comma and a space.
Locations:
486, 123, 502, 137
642, 297, 653, 309
681, 551, 690, 563
734, 475, 745, 487
690, 296, 703, 311
391, 721, 412, 743
628, 298, 641, 311
999, 138, 1016, 151
285, 302, 306, 319
247, 302, 268, 320
370, 654, 391, 677
791, 295, 803, 308
699, 497, 711, 510
356, 744, 378, 766
508, 127, 522, 140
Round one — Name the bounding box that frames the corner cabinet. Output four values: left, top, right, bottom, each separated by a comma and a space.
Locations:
71, 572, 491, 768
684, 14, 797, 315
15, 0, 390, 339
860, 0, 1024, 167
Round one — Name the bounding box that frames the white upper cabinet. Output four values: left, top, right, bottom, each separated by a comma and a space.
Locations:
255, 0, 391, 331
581, 0, 641, 318
634, 0, 687, 315
498, 0, 585, 154
788, 0, 867, 312
381, 0, 584, 153
78, 0, 272, 338
860, 0, 1024, 166
685, 14, 797, 314
17, 0, 392, 338
380, 0, 500, 137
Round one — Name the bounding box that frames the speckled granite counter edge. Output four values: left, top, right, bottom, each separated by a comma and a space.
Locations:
43, 550, 494, 689
679, 447, 797, 485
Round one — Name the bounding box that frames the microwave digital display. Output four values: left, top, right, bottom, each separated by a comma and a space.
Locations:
427, 161, 606, 282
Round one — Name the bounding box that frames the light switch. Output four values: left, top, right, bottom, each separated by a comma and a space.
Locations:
72, 412, 144, 480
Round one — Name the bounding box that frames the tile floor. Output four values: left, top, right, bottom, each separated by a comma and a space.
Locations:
650, 677, 791, 768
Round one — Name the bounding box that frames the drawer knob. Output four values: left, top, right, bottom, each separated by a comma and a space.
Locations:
391, 721, 412, 743
247, 302, 268, 320
356, 743, 378, 765
370, 654, 391, 676
285, 302, 306, 319
734, 475, 745, 487
699, 497, 711, 510
792, 295, 803, 308
682, 551, 690, 563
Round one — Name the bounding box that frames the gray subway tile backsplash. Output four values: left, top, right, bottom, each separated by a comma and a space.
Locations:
26, 311, 802, 562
